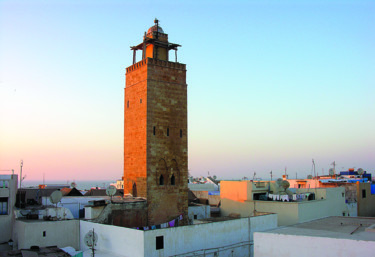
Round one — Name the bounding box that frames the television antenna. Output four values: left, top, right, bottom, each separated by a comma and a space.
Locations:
357, 168, 364, 175
0, 169, 14, 174
106, 185, 117, 202
19, 160, 26, 188
50, 190, 62, 220
84, 229, 98, 257
331, 161, 336, 170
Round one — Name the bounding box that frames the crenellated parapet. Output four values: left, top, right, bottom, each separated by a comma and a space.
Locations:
126, 58, 186, 74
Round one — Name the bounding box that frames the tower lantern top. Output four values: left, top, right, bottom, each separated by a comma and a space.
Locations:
130, 19, 181, 64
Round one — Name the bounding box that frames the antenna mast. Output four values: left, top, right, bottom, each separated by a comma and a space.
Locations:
312, 159, 316, 179
20, 160, 23, 188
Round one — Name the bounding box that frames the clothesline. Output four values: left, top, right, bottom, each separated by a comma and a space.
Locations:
267, 192, 312, 202
135, 214, 184, 231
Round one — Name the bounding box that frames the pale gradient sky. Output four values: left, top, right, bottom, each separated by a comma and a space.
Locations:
0, 0, 374, 181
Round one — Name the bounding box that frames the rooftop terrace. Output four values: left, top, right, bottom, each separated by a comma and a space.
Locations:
264, 216, 375, 241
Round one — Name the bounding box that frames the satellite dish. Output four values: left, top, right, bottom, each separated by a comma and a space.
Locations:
106, 185, 117, 196
357, 168, 364, 175
307, 175, 313, 179
329, 168, 335, 176
276, 178, 283, 185
84, 230, 98, 248
50, 190, 63, 204
70, 182, 77, 188
280, 180, 290, 189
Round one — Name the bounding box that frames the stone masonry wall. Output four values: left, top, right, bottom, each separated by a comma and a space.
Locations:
124, 58, 188, 226
124, 60, 148, 197
146, 58, 188, 225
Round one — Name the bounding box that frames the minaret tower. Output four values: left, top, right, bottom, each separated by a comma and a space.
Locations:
124, 19, 188, 225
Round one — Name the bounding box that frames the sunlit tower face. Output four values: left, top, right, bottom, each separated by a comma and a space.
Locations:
124, 20, 188, 225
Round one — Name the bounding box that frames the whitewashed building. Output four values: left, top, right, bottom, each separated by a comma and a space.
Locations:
0, 174, 17, 244
254, 216, 375, 257
80, 213, 277, 257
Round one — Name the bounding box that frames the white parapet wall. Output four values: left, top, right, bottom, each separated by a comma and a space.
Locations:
254, 231, 375, 257
80, 220, 144, 257
14, 219, 79, 250
80, 213, 277, 257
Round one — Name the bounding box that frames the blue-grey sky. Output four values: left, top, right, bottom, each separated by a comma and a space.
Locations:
1, 0, 374, 181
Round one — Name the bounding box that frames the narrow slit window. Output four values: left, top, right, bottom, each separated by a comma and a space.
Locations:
140, 99, 142, 103
153, 126, 156, 136
127, 101, 129, 108
159, 175, 164, 186
171, 175, 175, 185
167, 128, 169, 136
43, 231, 46, 237
180, 129, 182, 138
362, 189, 366, 198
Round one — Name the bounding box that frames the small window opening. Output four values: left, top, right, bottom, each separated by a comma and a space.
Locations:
43, 231, 46, 237
342, 193, 344, 197
171, 175, 175, 185
362, 189, 366, 198
342, 212, 345, 216
156, 236, 164, 250
140, 99, 142, 103
159, 175, 164, 186
180, 129, 182, 138
153, 126, 156, 136
127, 101, 129, 108
0, 197, 8, 215
194, 215, 197, 219
167, 128, 169, 136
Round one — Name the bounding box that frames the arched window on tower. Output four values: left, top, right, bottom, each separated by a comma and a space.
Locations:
170, 159, 179, 185
159, 175, 164, 185
167, 127, 169, 136
171, 174, 175, 185
132, 182, 137, 197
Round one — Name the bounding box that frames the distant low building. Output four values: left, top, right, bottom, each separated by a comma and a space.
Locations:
287, 177, 375, 217
115, 178, 124, 189
220, 180, 347, 226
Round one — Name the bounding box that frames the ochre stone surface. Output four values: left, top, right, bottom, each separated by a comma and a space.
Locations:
124, 58, 188, 226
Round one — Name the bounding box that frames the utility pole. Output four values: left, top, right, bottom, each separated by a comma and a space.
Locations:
312, 159, 316, 179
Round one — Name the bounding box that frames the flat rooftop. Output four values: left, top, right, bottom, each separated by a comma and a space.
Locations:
262, 216, 375, 241
195, 212, 275, 224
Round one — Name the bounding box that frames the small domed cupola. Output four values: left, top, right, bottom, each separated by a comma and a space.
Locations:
130, 18, 181, 64
147, 24, 164, 34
